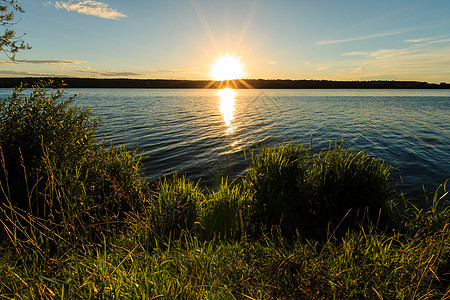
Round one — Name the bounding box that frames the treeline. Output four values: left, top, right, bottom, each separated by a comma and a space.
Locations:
0, 77, 449, 89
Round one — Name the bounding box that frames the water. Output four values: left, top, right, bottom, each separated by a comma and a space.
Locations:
1, 88, 449, 200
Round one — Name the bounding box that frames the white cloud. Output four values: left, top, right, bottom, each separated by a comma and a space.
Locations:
350, 46, 450, 81
0, 70, 69, 76
0, 59, 84, 66
342, 51, 370, 56
54, 1, 126, 20
342, 67, 365, 73
403, 37, 436, 43
402, 36, 450, 45
0, 68, 140, 78
366, 48, 413, 59
317, 28, 412, 45
343, 48, 415, 60
428, 38, 450, 44
77, 69, 140, 77
337, 33, 450, 82
266, 61, 279, 65
318, 66, 328, 71
151, 68, 203, 75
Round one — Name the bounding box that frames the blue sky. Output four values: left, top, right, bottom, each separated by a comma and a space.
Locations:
1, 0, 450, 82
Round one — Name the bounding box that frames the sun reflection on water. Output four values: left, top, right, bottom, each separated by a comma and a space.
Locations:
218, 88, 237, 135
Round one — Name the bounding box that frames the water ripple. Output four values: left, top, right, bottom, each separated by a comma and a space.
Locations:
3, 88, 444, 200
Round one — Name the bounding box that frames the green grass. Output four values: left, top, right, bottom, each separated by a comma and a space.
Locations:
242, 141, 397, 238
1, 219, 449, 299
0, 84, 449, 299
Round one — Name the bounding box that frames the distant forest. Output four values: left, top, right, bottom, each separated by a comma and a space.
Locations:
0, 77, 449, 89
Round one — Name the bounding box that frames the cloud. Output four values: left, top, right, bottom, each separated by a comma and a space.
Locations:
144, 68, 203, 79
0, 59, 84, 66
77, 69, 140, 77
0, 68, 140, 78
342, 67, 365, 73
317, 28, 411, 45
266, 61, 279, 65
345, 44, 450, 82
343, 48, 414, 59
402, 36, 450, 45
318, 66, 329, 71
367, 48, 413, 59
324, 34, 450, 82
342, 51, 370, 56
428, 38, 450, 44
0, 70, 69, 76
366, 47, 450, 67
343, 44, 450, 65
154, 69, 190, 73
403, 37, 436, 43
151, 68, 202, 75
53, 1, 126, 20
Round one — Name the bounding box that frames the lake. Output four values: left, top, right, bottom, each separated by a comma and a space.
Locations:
1, 88, 449, 201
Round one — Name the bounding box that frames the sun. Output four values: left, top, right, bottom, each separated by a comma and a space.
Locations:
211, 55, 245, 81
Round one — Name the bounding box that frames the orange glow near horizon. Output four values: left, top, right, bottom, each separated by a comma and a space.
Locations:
211, 55, 245, 81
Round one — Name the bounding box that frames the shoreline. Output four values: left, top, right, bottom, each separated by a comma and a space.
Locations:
0, 77, 449, 89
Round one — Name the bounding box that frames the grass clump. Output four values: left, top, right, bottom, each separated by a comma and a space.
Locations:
199, 179, 250, 239
0, 84, 449, 298
0, 83, 147, 252
0, 83, 99, 216
242, 142, 309, 234
147, 173, 204, 236
243, 141, 397, 237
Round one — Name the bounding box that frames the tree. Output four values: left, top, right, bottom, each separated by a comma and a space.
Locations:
0, 0, 30, 60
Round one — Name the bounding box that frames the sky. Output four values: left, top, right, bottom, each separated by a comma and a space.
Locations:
1, 0, 450, 83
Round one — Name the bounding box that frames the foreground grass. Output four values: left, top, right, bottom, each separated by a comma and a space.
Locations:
1, 84, 449, 299
1, 217, 449, 299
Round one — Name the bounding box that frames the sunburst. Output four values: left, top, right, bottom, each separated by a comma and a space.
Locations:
211, 55, 245, 81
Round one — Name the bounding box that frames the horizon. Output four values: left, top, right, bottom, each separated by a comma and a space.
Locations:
1, 77, 448, 84
2, 77, 449, 91
1, 0, 450, 83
